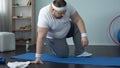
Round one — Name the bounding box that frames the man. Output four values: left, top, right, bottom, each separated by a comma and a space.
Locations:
32, 0, 92, 64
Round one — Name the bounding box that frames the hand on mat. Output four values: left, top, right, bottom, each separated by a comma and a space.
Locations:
31, 57, 43, 64
81, 37, 89, 47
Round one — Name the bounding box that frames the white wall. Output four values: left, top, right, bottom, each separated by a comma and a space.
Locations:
35, 0, 120, 46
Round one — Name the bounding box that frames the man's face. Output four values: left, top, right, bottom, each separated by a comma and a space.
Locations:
53, 10, 66, 19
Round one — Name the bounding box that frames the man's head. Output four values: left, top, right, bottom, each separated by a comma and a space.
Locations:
51, 0, 67, 19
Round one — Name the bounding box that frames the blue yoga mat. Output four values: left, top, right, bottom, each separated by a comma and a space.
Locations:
11, 53, 120, 66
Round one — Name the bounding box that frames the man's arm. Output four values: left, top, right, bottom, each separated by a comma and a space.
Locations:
70, 11, 87, 34
70, 11, 89, 46
36, 27, 48, 55
31, 27, 48, 64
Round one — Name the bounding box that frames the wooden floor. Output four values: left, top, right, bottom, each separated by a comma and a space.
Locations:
1, 45, 120, 68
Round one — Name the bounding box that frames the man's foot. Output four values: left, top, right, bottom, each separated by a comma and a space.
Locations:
76, 51, 92, 57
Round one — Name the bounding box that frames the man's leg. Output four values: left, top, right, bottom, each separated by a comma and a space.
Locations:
45, 38, 69, 58
72, 23, 85, 55
66, 21, 84, 56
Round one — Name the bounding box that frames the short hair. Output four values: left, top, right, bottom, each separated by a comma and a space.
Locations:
53, 0, 67, 7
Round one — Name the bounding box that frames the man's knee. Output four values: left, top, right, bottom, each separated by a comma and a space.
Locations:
56, 53, 69, 58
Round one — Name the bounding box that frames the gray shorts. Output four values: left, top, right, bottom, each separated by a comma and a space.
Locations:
45, 22, 84, 57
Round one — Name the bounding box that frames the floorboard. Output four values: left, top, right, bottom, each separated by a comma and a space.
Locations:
1, 45, 120, 68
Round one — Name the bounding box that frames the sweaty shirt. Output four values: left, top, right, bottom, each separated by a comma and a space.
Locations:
37, 3, 76, 39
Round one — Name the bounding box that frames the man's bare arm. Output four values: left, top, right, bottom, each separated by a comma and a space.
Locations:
36, 27, 48, 55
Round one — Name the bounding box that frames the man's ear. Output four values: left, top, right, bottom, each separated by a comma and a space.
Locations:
52, 10, 55, 15
50, 5, 55, 14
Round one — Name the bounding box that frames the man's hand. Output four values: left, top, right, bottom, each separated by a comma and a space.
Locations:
31, 57, 43, 64
81, 37, 89, 47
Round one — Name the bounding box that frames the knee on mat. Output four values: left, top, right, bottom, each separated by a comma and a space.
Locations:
56, 54, 69, 58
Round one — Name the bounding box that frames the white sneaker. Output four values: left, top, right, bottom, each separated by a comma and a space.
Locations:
76, 51, 92, 57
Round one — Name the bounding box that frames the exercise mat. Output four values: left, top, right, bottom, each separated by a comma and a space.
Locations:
11, 53, 120, 66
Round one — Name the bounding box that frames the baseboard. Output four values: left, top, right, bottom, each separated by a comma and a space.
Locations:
68, 43, 117, 46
